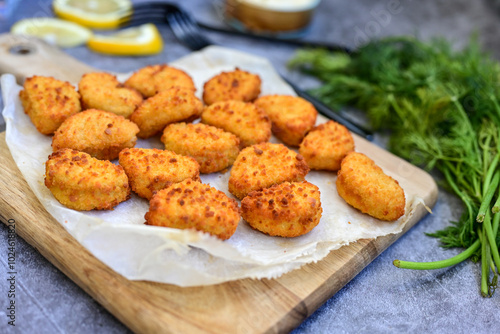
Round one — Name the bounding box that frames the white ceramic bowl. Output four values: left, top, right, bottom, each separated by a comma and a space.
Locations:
225, 0, 321, 37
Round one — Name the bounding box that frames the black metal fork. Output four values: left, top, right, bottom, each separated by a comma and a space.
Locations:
165, 6, 212, 51
120, 2, 353, 52
120, 2, 373, 140
120, 3, 211, 50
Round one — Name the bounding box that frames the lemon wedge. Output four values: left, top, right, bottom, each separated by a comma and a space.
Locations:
87, 23, 163, 56
53, 0, 132, 29
11, 17, 93, 48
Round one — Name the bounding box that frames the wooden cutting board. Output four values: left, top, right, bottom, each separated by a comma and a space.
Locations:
0, 33, 438, 333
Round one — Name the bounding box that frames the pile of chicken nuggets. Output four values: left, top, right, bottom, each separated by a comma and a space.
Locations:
20, 64, 405, 241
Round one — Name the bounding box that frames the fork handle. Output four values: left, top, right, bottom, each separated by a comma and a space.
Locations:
282, 77, 374, 141
198, 22, 353, 53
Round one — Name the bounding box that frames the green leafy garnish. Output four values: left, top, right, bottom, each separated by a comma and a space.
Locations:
289, 35, 500, 297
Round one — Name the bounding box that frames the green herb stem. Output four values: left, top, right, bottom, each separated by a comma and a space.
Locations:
442, 167, 475, 226
480, 227, 490, 297
477, 171, 500, 222
393, 239, 480, 270
492, 212, 500, 236
493, 190, 500, 214
481, 154, 500, 197
483, 212, 500, 272
451, 98, 482, 160
489, 94, 500, 123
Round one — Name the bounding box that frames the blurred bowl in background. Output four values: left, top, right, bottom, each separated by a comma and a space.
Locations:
224, 0, 321, 38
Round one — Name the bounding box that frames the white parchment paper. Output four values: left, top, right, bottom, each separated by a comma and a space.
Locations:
1, 46, 421, 286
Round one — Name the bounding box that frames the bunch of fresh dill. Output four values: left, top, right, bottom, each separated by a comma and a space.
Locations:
289, 36, 500, 297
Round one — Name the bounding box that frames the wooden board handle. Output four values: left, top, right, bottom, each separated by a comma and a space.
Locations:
0, 33, 95, 84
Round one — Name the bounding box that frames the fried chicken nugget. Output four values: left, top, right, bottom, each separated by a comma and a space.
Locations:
241, 181, 322, 237
79, 72, 143, 118
19, 75, 81, 135
203, 68, 261, 105
45, 149, 130, 210
336, 152, 405, 221
228, 143, 310, 200
118, 148, 200, 200
145, 179, 240, 240
254, 95, 317, 146
299, 120, 355, 171
52, 109, 140, 160
130, 87, 203, 138
161, 123, 240, 174
201, 100, 271, 148
124, 64, 196, 98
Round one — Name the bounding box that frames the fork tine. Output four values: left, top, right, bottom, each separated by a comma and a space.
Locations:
166, 11, 196, 49
166, 10, 211, 50
179, 11, 212, 49
120, 14, 165, 27
175, 12, 211, 49
118, 2, 170, 27
118, 2, 212, 50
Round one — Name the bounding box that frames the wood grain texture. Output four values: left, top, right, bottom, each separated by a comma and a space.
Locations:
0, 33, 438, 333
0, 34, 95, 83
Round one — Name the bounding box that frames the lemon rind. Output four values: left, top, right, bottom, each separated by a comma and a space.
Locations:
87, 24, 163, 56
52, 0, 132, 30
11, 17, 93, 48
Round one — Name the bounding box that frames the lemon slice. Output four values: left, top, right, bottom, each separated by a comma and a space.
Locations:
53, 0, 132, 29
11, 17, 93, 48
87, 23, 163, 56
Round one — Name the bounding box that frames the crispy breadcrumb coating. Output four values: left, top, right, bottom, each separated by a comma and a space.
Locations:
201, 100, 271, 148
299, 120, 355, 171
124, 64, 196, 98
52, 109, 140, 160
254, 95, 317, 146
336, 152, 405, 221
161, 122, 240, 174
241, 181, 322, 237
145, 179, 240, 240
130, 87, 203, 138
19, 75, 81, 135
203, 68, 261, 105
118, 148, 200, 200
79, 72, 143, 118
45, 149, 130, 210
228, 142, 310, 200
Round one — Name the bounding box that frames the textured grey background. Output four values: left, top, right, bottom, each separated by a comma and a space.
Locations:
1, 0, 500, 333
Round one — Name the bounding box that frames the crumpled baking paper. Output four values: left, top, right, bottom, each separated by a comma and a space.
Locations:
1, 46, 423, 286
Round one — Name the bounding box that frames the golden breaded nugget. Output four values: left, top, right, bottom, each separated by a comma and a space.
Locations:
19, 75, 81, 135
161, 123, 240, 174
45, 149, 130, 210
203, 68, 261, 105
228, 142, 310, 200
299, 120, 355, 171
201, 100, 271, 148
124, 64, 196, 98
130, 87, 203, 138
241, 181, 322, 237
254, 95, 317, 146
79, 72, 143, 118
52, 109, 140, 160
336, 152, 405, 221
145, 179, 240, 240
118, 148, 200, 200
